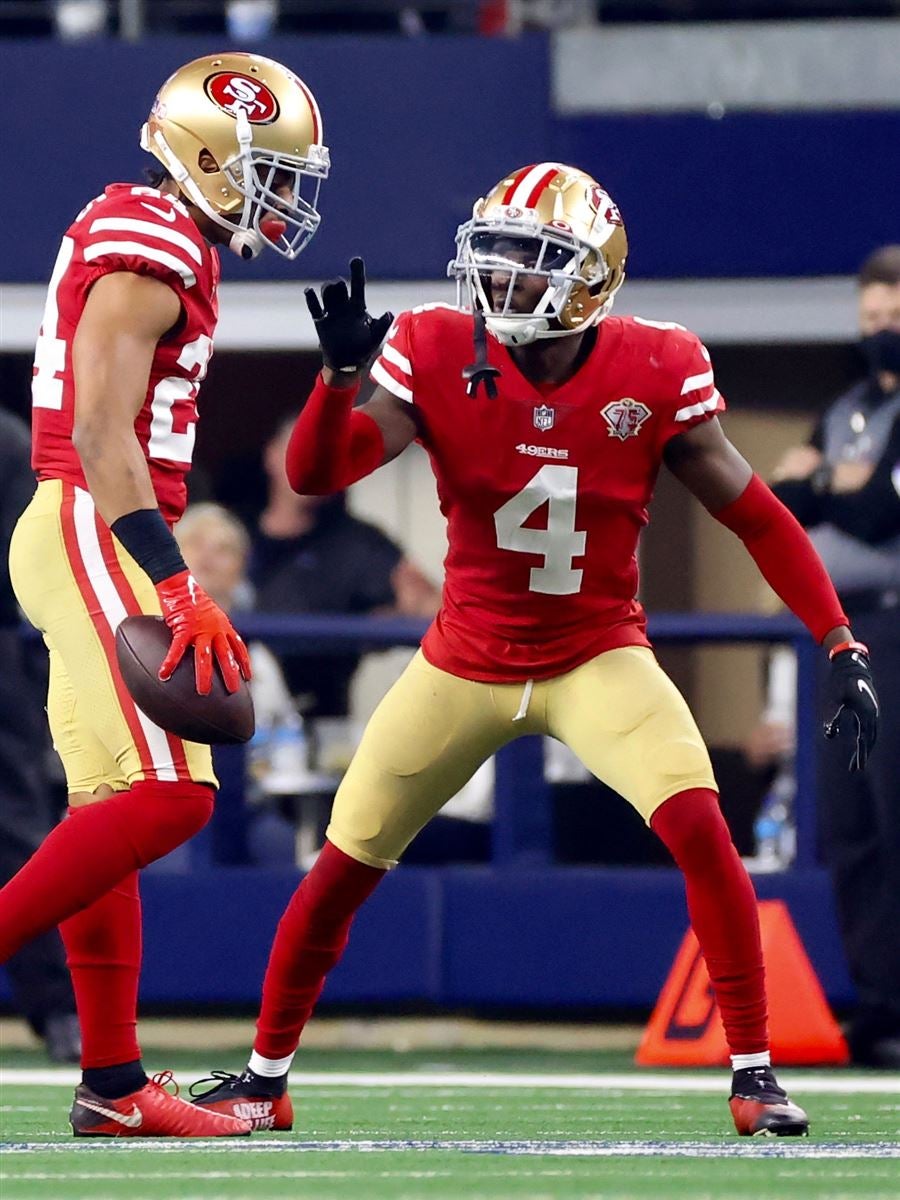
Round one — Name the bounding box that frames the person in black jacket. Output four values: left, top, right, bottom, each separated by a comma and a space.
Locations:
0, 408, 79, 1062
249, 418, 441, 718
771, 245, 900, 1067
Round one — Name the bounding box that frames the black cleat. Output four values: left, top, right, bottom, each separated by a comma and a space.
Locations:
190, 1070, 293, 1132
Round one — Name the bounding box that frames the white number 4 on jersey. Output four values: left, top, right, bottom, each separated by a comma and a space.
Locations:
494, 465, 586, 595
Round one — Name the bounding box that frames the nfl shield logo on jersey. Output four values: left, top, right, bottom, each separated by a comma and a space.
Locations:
601, 398, 652, 441
533, 404, 555, 432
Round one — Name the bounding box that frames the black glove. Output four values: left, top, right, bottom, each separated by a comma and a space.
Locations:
823, 643, 879, 771
305, 257, 393, 373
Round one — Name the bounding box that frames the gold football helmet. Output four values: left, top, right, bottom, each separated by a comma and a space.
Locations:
450, 162, 628, 345
141, 52, 329, 260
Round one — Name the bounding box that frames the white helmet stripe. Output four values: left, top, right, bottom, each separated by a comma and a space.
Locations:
507, 162, 566, 208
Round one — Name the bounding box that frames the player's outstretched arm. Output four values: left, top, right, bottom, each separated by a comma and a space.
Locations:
286, 258, 416, 493
72, 272, 250, 695
665, 418, 878, 770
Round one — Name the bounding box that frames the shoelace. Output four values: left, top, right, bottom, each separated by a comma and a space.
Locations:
189, 1069, 241, 1099
149, 1069, 180, 1097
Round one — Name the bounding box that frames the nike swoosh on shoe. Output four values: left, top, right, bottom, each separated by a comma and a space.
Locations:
76, 1098, 143, 1128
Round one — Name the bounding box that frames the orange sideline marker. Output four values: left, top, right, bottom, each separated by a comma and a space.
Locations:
636, 899, 849, 1066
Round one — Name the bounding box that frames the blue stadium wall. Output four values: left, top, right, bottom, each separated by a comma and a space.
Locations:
4, 35, 899, 283
0, 867, 853, 1009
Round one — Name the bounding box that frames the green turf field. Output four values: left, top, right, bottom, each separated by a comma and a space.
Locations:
1, 1049, 898, 1200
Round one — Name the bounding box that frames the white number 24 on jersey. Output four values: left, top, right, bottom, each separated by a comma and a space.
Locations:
31, 234, 210, 465
494, 465, 586, 595
147, 335, 212, 463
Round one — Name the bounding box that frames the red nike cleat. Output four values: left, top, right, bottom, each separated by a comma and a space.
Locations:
729, 1066, 809, 1136
70, 1070, 252, 1137
191, 1070, 294, 1131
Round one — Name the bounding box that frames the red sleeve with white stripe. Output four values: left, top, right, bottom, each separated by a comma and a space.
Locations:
78, 190, 204, 293
656, 329, 726, 448
369, 310, 415, 404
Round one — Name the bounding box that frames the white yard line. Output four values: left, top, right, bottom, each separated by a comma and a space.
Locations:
1, 1138, 898, 1158
1, 1169, 415, 1180
2, 1068, 898, 1093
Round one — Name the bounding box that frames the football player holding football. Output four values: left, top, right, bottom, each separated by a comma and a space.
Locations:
0, 53, 329, 1137
192, 164, 878, 1137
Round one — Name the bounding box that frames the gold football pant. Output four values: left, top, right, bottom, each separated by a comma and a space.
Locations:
9, 480, 215, 795
328, 646, 716, 869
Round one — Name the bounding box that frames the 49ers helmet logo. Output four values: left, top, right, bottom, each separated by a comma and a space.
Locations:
590, 184, 623, 227
204, 72, 280, 123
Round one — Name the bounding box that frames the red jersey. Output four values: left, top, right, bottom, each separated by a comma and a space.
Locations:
370, 306, 725, 682
31, 184, 219, 525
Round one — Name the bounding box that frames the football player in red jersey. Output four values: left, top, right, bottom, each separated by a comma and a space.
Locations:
0, 53, 330, 1138
193, 165, 878, 1137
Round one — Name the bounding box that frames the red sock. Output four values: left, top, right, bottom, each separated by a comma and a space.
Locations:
60, 859, 142, 1069
254, 840, 385, 1060
651, 787, 768, 1056
0, 781, 213, 962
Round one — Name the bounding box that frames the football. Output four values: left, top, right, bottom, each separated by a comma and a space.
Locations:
115, 615, 255, 745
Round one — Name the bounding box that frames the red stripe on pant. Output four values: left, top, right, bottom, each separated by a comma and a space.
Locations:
94, 513, 191, 781
58, 483, 158, 778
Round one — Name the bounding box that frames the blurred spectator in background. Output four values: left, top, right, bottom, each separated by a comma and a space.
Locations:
53, 0, 109, 38
480, 0, 595, 34
251, 417, 441, 718
44, 0, 488, 39
175, 504, 314, 746
175, 504, 307, 866
741, 638, 798, 873
0, 408, 79, 1062
174, 503, 255, 616
770, 244, 900, 1067
739, 586, 799, 874
226, 0, 278, 39
1, 1, 893, 40
742, 648, 796, 778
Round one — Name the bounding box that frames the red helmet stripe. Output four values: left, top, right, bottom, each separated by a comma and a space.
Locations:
292, 75, 321, 144
501, 165, 536, 205
523, 166, 560, 208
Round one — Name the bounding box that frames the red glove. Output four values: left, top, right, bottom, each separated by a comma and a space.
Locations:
155, 570, 252, 696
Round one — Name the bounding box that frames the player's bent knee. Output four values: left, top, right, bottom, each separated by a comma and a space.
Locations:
650, 786, 734, 871
325, 822, 399, 872
657, 738, 712, 779
326, 780, 408, 868
639, 736, 716, 817
327, 773, 423, 870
